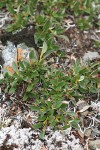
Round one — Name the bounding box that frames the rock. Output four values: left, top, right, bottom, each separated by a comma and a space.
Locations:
89, 139, 100, 149
2, 41, 38, 68
0, 25, 37, 49
84, 128, 92, 137
91, 101, 100, 113
83, 51, 100, 62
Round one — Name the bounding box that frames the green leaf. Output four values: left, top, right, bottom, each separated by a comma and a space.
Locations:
12, 62, 18, 72
5, 86, 9, 93
10, 81, 17, 87
66, 111, 76, 116
46, 101, 52, 108
43, 20, 50, 31
30, 105, 39, 112
7, 4, 15, 14
0, 78, 3, 84
38, 115, 47, 121
57, 35, 69, 43
70, 119, 80, 128
16, 13, 22, 25
29, 2, 34, 15
9, 87, 16, 93
23, 61, 29, 68
60, 103, 68, 109
53, 101, 62, 109
29, 51, 34, 60
43, 50, 54, 59
63, 124, 70, 130
23, 93, 28, 101
18, 0, 22, 4
40, 41, 47, 59
26, 84, 33, 92
39, 130, 45, 139
49, 115, 55, 123
50, 121, 56, 128
0, 1, 7, 8
18, 61, 25, 69
42, 41, 47, 54
33, 123, 42, 129
36, 16, 45, 24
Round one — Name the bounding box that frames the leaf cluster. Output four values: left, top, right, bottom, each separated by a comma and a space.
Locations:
0, 0, 99, 51
66, 0, 100, 30
0, 0, 100, 138
0, 0, 99, 30
0, 50, 99, 138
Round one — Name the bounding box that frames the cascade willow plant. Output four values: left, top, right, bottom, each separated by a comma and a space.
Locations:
0, 48, 99, 138
0, 0, 100, 51
0, 0, 99, 32
0, 0, 99, 138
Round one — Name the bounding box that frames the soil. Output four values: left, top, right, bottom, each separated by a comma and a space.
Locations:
0, 25, 38, 49
55, 26, 100, 57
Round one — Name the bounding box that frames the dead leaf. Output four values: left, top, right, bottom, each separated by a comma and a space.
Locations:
89, 139, 100, 149
79, 105, 90, 113
70, 54, 76, 62
16, 48, 26, 62
51, 64, 58, 68
72, 130, 84, 144
76, 100, 86, 106
4, 48, 26, 73
76, 100, 90, 111
93, 73, 100, 78
5, 66, 15, 74
84, 129, 92, 137
41, 145, 47, 150
81, 110, 89, 116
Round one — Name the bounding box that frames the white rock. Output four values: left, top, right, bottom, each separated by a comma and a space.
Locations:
83, 51, 100, 62
56, 134, 63, 142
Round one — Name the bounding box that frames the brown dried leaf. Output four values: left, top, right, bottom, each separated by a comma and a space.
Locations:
5, 66, 15, 74
79, 105, 90, 113
41, 145, 47, 150
17, 48, 25, 62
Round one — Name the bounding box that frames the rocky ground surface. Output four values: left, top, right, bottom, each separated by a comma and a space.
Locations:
0, 8, 100, 150
0, 91, 100, 150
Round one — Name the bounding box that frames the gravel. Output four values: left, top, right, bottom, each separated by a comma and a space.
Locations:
0, 93, 84, 150
0, 122, 83, 150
